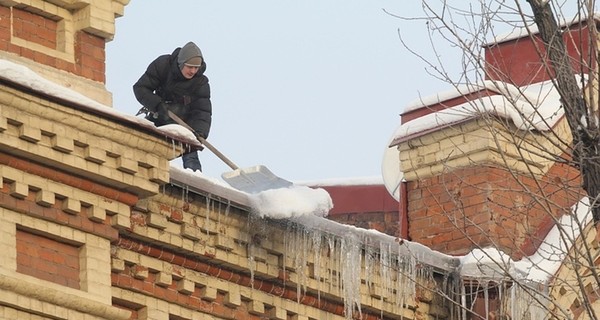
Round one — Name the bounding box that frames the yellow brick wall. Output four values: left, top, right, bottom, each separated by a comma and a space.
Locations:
398, 117, 572, 181
0, 0, 129, 105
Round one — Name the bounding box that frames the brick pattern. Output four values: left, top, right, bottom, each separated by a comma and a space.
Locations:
321, 184, 400, 237
76, 31, 106, 83
12, 8, 57, 50
547, 224, 600, 319
0, 166, 122, 240
397, 113, 580, 257
0, 2, 126, 83
0, 85, 175, 198
407, 162, 583, 257
398, 118, 571, 182
0, 206, 128, 319
16, 228, 81, 289
110, 187, 445, 320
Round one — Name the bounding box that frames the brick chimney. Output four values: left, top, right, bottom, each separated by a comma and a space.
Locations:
0, 1, 129, 106
392, 18, 593, 258
483, 18, 596, 86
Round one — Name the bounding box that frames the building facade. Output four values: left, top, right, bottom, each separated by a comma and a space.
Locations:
0, 1, 598, 319
0, 1, 456, 320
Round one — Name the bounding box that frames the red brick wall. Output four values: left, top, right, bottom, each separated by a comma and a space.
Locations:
12, 8, 57, 49
0, 6, 106, 83
76, 30, 106, 83
16, 228, 81, 289
484, 23, 593, 86
0, 154, 124, 240
327, 211, 399, 237
319, 185, 400, 237
408, 160, 583, 258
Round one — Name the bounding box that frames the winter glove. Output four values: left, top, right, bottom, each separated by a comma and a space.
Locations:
152, 102, 169, 119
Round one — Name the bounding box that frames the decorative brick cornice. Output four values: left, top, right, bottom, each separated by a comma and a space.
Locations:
398, 116, 572, 182
0, 84, 177, 198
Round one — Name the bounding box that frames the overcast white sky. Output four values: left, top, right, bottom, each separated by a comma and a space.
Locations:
105, 1, 474, 182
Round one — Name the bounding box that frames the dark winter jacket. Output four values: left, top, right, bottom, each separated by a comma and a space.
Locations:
133, 47, 212, 138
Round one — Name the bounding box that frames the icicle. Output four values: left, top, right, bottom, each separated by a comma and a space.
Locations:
224, 199, 230, 217
484, 281, 489, 320
302, 228, 309, 296
247, 243, 256, 289
379, 241, 391, 300
310, 229, 322, 301
339, 233, 362, 320
170, 139, 176, 158
461, 280, 467, 320
363, 245, 375, 294
327, 236, 335, 293
335, 237, 342, 296
293, 227, 301, 302
282, 223, 290, 289
205, 194, 211, 235
180, 184, 188, 204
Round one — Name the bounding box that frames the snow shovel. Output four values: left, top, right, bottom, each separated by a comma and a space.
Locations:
167, 110, 293, 193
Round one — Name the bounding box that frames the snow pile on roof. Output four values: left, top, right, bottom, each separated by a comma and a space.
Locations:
249, 185, 333, 218
171, 157, 333, 219
460, 247, 517, 279
515, 197, 592, 282
394, 79, 563, 142
158, 124, 197, 141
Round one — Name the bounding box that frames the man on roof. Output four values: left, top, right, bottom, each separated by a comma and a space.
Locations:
133, 41, 211, 172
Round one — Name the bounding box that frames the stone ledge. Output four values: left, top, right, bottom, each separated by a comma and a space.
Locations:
399, 118, 570, 181
0, 274, 130, 320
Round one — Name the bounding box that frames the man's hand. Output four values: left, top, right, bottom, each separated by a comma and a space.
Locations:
151, 102, 169, 119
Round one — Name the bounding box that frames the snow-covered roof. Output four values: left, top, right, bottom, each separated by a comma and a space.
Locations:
483, 13, 600, 47
392, 79, 563, 146
0, 59, 202, 148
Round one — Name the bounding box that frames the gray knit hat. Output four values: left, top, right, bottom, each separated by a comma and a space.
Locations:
178, 42, 203, 68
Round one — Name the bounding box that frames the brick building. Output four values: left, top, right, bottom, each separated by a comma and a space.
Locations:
0, 1, 456, 320
0, 1, 598, 319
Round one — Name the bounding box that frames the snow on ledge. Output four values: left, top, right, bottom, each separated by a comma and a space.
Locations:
393, 79, 563, 144
460, 197, 592, 283
0, 59, 200, 145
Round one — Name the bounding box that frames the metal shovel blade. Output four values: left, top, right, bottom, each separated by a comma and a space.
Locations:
164, 110, 292, 193
221, 165, 293, 194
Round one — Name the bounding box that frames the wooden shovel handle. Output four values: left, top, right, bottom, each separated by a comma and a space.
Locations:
167, 110, 239, 170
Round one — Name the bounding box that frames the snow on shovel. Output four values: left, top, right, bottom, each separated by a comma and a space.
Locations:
167, 110, 292, 193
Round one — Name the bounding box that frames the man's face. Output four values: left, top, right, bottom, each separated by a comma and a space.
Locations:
181, 64, 200, 79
